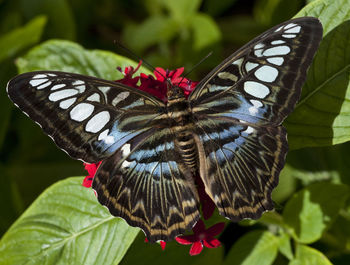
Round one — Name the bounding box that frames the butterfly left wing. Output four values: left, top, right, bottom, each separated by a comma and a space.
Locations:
7, 71, 165, 163
189, 17, 323, 221
93, 127, 200, 242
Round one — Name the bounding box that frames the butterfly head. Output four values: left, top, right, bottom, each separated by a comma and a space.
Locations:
166, 79, 185, 102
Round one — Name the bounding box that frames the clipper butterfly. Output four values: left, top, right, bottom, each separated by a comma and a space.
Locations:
7, 17, 323, 242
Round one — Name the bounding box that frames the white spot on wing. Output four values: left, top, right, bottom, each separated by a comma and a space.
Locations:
267, 57, 284, 66
37, 81, 52, 89
245, 62, 259, 72
87, 93, 100, 102
70, 103, 95, 121
59, 97, 77, 109
243, 126, 254, 134
121, 160, 131, 168
250, 99, 263, 108
33, 74, 48, 79
254, 43, 264, 49
244, 81, 270, 98
282, 34, 297, 38
112, 91, 130, 106
98, 86, 110, 93
263, 46, 290, 56
285, 26, 301, 34
248, 99, 263, 115
73, 80, 85, 93
30, 79, 48, 87
49, 89, 78, 101
271, 40, 285, 45
254, 49, 263, 57
121, 144, 131, 156
275, 25, 283, 32
85, 111, 110, 133
255, 65, 278, 82
98, 129, 115, 144
284, 23, 297, 29
51, 84, 66, 90
232, 58, 243, 66
73, 80, 84, 85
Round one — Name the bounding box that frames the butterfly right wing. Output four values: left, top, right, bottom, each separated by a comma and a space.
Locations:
7, 71, 166, 163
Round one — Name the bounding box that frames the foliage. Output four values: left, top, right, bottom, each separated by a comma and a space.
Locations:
0, 0, 350, 264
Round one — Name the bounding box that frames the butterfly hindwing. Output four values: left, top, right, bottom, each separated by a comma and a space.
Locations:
92, 127, 200, 242
190, 17, 322, 221
194, 117, 287, 220
7, 71, 165, 163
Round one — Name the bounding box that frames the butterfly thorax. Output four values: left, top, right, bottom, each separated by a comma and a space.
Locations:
166, 84, 198, 173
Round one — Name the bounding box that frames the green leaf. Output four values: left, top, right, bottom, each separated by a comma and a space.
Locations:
122, 16, 178, 53
272, 164, 297, 203
296, 0, 350, 35
278, 232, 294, 260
0, 177, 139, 265
0, 16, 46, 63
16, 39, 151, 77
161, 0, 201, 24
223, 230, 279, 265
283, 182, 349, 244
285, 20, 350, 149
289, 244, 332, 265
191, 13, 221, 50
19, 0, 76, 40
286, 142, 350, 186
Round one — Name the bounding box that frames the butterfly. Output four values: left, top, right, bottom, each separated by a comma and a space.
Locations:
7, 17, 323, 242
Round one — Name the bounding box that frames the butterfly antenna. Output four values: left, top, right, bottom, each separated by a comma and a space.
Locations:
114, 40, 169, 82
178, 51, 213, 86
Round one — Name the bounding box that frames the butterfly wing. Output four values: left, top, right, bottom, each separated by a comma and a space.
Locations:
7, 71, 165, 163
190, 17, 323, 220
93, 127, 200, 242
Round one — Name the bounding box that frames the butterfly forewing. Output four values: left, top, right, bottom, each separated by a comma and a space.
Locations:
190, 17, 322, 221
190, 17, 323, 125
7, 71, 165, 163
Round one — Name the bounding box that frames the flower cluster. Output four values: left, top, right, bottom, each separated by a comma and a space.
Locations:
83, 62, 225, 255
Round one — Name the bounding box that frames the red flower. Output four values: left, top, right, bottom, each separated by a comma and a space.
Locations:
116, 61, 142, 87
82, 162, 101, 188
175, 220, 225, 256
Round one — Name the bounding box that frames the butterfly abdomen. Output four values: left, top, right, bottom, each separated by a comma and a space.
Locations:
166, 91, 198, 173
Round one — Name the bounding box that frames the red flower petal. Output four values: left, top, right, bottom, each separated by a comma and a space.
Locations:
154, 67, 167, 81
206, 222, 225, 236
203, 238, 221, 248
192, 219, 206, 234
169, 67, 184, 81
189, 241, 203, 256
175, 235, 197, 245
160, 241, 166, 250
82, 176, 93, 188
